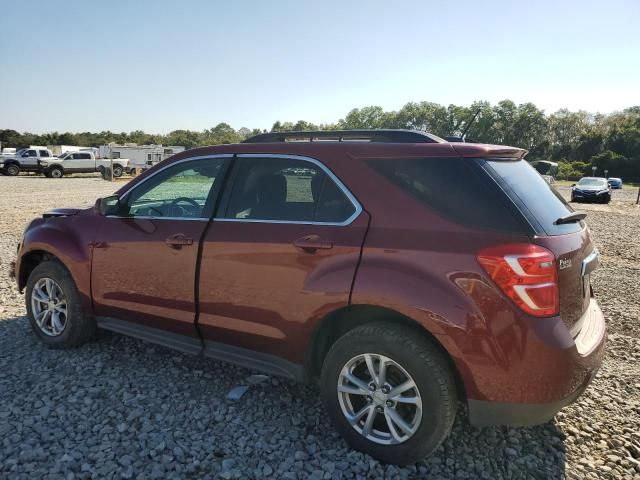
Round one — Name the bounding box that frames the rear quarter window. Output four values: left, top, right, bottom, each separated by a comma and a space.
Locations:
483, 159, 582, 236
367, 157, 528, 234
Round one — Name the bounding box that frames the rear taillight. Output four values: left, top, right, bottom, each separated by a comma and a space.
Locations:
477, 243, 559, 317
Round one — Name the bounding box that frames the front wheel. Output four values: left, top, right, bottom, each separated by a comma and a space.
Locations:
49, 166, 64, 178
25, 260, 96, 348
320, 323, 457, 465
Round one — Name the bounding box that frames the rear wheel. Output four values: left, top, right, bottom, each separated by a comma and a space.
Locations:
5, 163, 20, 176
320, 323, 457, 465
25, 261, 95, 348
112, 164, 123, 177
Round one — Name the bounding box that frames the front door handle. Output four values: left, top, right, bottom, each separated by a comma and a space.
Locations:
293, 235, 333, 253
165, 233, 194, 249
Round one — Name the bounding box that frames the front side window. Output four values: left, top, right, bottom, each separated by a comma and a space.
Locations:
25, 150, 37, 157
224, 157, 356, 223
119, 158, 227, 219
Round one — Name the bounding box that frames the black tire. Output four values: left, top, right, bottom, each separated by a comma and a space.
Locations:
49, 166, 64, 178
25, 260, 96, 348
320, 322, 457, 465
5, 163, 20, 176
112, 164, 123, 177
603, 195, 611, 204
44, 170, 52, 178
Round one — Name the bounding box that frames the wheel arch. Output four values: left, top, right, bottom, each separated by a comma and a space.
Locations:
304, 304, 467, 400
4, 161, 20, 173
18, 250, 70, 291
48, 163, 65, 174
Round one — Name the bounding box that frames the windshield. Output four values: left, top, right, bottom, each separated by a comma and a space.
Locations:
577, 178, 607, 187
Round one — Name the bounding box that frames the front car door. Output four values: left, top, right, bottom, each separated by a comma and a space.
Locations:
22, 149, 38, 168
198, 154, 369, 377
91, 155, 230, 351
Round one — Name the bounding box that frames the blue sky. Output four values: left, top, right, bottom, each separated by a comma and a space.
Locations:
1, 0, 639, 133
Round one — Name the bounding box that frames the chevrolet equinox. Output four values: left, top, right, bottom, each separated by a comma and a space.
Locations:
13, 130, 606, 465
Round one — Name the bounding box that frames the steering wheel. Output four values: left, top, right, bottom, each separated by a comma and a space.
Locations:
168, 197, 201, 217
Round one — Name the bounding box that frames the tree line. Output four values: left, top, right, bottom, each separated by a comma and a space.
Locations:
2, 100, 639, 180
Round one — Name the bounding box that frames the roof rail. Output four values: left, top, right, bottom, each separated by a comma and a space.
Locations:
243, 129, 445, 144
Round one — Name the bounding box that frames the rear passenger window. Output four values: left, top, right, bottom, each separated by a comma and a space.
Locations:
368, 158, 527, 234
224, 157, 356, 224
39, 150, 50, 157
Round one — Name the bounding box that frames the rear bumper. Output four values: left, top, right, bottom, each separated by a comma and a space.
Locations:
468, 366, 594, 426
466, 298, 606, 426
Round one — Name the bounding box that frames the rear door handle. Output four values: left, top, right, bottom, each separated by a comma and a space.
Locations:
293, 235, 333, 253
165, 233, 194, 248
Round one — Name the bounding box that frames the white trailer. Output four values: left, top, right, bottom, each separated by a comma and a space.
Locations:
48, 145, 98, 156
98, 143, 185, 170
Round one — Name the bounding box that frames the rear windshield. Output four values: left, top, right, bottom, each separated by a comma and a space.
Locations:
367, 158, 528, 234
484, 159, 582, 235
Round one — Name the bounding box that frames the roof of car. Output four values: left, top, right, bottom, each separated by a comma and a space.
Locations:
172, 140, 527, 161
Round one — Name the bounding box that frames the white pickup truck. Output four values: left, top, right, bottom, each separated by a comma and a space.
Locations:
40, 151, 129, 178
0, 147, 56, 176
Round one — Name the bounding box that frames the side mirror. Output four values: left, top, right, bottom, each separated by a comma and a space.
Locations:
96, 195, 120, 216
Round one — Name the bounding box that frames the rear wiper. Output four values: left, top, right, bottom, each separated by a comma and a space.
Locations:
555, 211, 587, 225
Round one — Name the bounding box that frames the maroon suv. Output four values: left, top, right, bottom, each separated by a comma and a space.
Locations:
13, 130, 606, 465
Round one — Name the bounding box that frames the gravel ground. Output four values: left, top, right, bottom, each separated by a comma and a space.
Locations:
1, 175, 639, 479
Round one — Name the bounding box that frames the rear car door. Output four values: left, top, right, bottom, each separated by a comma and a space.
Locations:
198, 154, 369, 375
91, 155, 230, 349
74, 152, 94, 171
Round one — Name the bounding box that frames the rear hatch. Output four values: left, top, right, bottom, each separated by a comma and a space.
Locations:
480, 158, 596, 332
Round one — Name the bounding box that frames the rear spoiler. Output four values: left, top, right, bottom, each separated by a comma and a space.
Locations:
451, 143, 528, 160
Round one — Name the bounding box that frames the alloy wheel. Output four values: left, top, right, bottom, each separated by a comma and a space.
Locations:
31, 277, 68, 336
337, 353, 423, 445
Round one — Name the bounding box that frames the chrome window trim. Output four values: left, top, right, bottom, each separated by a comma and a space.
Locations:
216, 153, 363, 227
108, 154, 232, 221
105, 215, 209, 222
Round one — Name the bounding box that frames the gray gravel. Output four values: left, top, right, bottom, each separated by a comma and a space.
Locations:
1, 176, 639, 479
